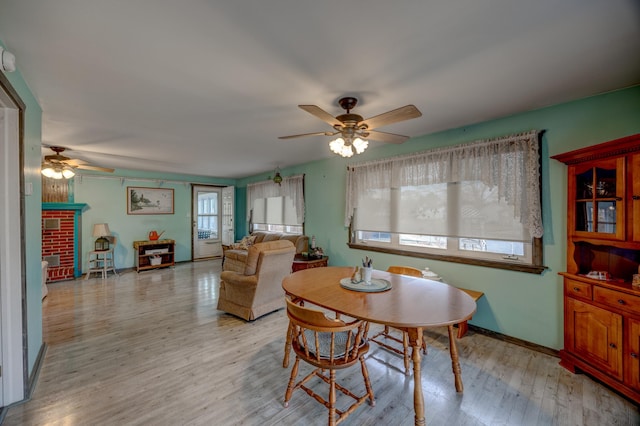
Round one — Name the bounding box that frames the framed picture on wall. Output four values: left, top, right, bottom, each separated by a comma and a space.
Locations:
127, 187, 174, 215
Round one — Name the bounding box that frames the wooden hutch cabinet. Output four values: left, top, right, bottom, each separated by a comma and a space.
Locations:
552, 133, 640, 403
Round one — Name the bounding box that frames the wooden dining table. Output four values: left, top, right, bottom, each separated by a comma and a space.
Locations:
282, 266, 477, 426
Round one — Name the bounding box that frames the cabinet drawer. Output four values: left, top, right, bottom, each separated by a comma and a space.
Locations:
593, 287, 640, 314
565, 279, 592, 301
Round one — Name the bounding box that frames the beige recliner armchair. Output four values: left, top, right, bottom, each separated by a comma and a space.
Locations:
217, 240, 296, 321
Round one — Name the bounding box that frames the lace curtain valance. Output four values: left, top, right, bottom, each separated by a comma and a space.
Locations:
247, 174, 305, 224
345, 130, 543, 240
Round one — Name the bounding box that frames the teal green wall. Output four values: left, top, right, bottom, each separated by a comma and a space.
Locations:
2, 44, 44, 373
234, 186, 247, 239
8, 27, 640, 385
239, 86, 640, 350
74, 172, 234, 270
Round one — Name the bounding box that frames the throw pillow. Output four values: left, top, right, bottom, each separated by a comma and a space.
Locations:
233, 235, 256, 250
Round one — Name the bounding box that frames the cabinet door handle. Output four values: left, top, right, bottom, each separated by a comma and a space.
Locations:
618, 299, 626, 305
631, 352, 638, 359
633, 195, 640, 200
573, 287, 580, 292
609, 343, 617, 349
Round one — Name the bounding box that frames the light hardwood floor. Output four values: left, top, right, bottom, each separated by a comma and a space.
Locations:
5, 260, 639, 425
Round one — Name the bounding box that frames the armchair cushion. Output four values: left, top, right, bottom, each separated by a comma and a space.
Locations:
244, 239, 294, 276
217, 240, 296, 321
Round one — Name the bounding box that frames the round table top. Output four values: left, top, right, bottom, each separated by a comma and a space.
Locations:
282, 266, 477, 328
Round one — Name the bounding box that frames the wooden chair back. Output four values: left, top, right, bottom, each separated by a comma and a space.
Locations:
286, 299, 367, 366
283, 298, 376, 424
386, 265, 423, 277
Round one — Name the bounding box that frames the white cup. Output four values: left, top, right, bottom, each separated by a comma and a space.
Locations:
361, 267, 373, 284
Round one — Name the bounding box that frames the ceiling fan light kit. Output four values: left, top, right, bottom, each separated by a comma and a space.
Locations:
280, 96, 422, 158
329, 137, 369, 158
41, 163, 75, 179
41, 146, 115, 179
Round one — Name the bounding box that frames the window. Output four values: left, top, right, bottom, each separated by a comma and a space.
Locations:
247, 174, 305, 235
346, 131, 544, 273
197, 191, 219, 239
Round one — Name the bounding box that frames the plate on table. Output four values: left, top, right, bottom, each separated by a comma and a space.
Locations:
340, 277, 392, 292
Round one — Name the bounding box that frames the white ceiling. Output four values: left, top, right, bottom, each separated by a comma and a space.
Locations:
1, 1, 639, 178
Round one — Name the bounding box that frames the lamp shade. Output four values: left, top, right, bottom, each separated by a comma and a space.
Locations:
92, 223, 111, 237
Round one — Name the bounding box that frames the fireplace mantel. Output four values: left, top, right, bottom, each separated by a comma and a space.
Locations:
42, 202, 88, 212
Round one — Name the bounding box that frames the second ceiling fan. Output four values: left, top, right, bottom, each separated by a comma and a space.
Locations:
279, 97, 422, 157
42, 146, 114, 179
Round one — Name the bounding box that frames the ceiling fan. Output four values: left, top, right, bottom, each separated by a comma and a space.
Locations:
41, 146, 114, 179
279, 97, 422, 157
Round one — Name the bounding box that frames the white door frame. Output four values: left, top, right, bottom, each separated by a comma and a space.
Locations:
222, 186, 234, 246
0, 74, 26, 406
192, 185, 223, 260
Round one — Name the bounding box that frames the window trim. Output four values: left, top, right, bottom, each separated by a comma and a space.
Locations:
347, 236, 546, 274
360, 231, 531, 262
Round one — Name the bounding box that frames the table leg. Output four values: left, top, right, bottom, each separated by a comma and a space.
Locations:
447, 324, 464, 392
407, 327, 426, 426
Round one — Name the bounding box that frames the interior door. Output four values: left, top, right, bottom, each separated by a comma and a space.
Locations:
222, 186, 234, 246
192, 185, 222, 260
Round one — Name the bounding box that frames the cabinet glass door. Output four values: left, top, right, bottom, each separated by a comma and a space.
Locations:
573, 158, 624, 240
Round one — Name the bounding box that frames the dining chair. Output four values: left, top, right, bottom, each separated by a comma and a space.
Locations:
369, 265, 427, 375
283, 298, 375, 426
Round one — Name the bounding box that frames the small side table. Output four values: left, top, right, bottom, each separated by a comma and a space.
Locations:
85, 249, 117, 279
292, 255, 328, 272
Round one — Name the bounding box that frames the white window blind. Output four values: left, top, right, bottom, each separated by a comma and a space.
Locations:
247, 174, 305, 226
346, 131, 542, 242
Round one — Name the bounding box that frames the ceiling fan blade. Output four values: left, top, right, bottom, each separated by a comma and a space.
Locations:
298, 105, 344, 127
279, 131, 337, 140
365, 130, 409, 144
360, 105, 422, 130
63, 158, 86, 166
75, 164, 115, 173
43, 145, 114, 172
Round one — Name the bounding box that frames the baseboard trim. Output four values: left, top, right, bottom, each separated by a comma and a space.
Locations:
467, 324, 559, 358
0, 342, 48, 423
26, 342, 48, 399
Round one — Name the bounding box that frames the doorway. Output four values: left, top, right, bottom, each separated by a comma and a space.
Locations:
192, 185, 224, 260
0, 74, 26, 406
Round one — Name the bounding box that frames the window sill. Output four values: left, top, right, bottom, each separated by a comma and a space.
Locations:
347, 242, 547, 274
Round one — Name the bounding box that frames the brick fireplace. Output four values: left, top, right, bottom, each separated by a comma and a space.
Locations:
42, 203, 87, 282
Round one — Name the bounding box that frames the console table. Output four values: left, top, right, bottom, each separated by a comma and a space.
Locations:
292, 255, 328, 272
133, 239, 175, 272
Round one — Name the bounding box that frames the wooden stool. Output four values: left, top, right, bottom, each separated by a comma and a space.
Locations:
456, 288, 484, 338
